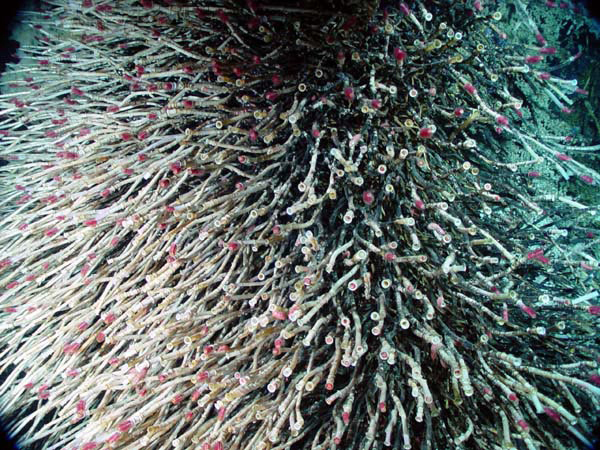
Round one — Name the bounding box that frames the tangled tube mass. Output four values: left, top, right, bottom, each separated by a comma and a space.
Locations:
0, 0, 599, 449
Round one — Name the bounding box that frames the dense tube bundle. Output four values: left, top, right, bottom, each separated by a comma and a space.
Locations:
0, 1, 599, 449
